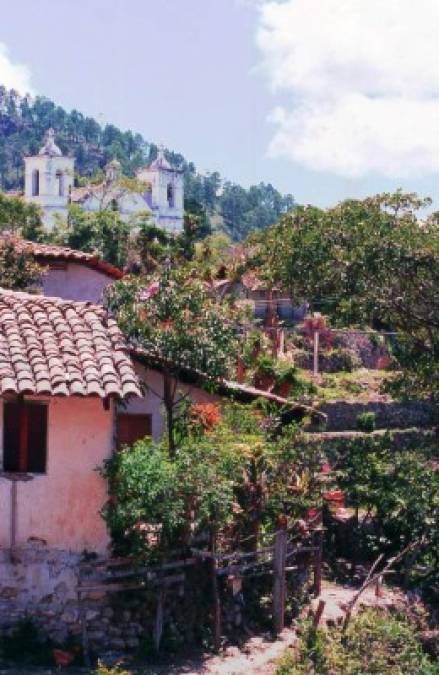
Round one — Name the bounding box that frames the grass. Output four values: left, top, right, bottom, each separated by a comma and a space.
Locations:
308, 368, 394, 403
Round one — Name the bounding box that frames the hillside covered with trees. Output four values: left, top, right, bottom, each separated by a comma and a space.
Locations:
0, 87, 295, 240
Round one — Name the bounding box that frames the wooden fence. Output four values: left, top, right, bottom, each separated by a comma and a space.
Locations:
77, 527, 323, 656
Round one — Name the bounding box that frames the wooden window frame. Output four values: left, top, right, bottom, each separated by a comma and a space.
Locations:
2, 399, 48, 475
116, 412, 152, 451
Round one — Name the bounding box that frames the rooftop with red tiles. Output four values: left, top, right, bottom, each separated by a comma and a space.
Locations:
3, 236, 124, 280
0, 288, 140, 399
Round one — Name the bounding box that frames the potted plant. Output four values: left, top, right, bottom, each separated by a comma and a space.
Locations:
254, 353, 277, 390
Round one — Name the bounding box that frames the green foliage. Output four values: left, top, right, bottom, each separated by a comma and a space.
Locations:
333, 436, 438, 569
254, 191, 438, 398
106, 267, 238, 380
106, 267, 239, 450
50, 204, 131, 268
0, 618, 53, 666
0, 236, 44, 290
90, 661, 133, 675
101, 404, 324, 559
101, 439, 184, 558
356, 411, 377, 432
0, 192, 45, 240
276, 610, 437, 674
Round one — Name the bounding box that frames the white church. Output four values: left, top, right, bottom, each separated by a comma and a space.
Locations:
24, 129, 184, 232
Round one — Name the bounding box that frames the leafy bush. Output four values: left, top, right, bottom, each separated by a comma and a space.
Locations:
324, 347, 362, 373
101, 404, 325, 558
276, 610, 437, 674
255, 353, 277, 378
356, 411, 377, 432
0, 618, 53, 666
332, 436, 439, 575
91, 661, 132, 675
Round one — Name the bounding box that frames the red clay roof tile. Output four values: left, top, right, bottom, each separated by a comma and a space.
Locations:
0, 289, 141, 400
2, 236, 123, 280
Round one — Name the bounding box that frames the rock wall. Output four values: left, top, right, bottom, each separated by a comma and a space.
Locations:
0, 543, 313, 657
311, 400, 436, 432
0, 543, 211, 656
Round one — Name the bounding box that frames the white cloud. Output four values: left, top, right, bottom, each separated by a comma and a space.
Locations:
257, 0, 439, 177
0, 43, 34, 95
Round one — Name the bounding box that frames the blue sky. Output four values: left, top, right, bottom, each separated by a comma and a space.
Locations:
2, 0, 439, 208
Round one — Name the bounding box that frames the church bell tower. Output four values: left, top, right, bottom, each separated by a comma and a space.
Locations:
24, 129, 75, 230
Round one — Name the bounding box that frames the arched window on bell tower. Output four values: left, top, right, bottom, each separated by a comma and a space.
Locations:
32, 169, 40, 196
56, 170, 64, 196
167, 183, 174, 208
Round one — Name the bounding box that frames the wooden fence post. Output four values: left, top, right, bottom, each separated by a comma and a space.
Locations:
313, 330, 320, 376
211, 556, 222, 652
272, 529, 288, 635
153, 587, 165, 652
313, 529, 323, 597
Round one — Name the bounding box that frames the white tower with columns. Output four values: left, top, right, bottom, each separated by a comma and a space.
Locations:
24, 129, 74, 229
136, 146, 184, 233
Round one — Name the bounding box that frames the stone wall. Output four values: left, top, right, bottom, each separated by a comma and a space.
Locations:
0, 545, 81, 645
310, 400, 436, 432
0, 542, 314, 659
0, 543, 212, 656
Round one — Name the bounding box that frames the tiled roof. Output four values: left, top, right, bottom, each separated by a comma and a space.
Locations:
0, 289, 141, 399
6, 237, 124, 280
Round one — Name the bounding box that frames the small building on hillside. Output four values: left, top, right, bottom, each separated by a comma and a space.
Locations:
8, 236, 123, 304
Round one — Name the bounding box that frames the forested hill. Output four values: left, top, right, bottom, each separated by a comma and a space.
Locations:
0, 87, 295, 240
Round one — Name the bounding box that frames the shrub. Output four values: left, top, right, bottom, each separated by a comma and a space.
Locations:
356, 411, 376, 432
276, 610, 436, 675
0, 618, 53, 666
101, 404, 325, 557
91, 661, 132, 675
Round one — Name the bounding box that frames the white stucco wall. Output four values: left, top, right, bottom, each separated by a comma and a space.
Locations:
0, 396, 114, 553
42, 262, 115, 304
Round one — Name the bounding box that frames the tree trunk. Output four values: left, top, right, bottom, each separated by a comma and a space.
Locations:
163, 371, 175, 455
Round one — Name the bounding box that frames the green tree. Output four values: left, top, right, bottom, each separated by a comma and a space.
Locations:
0, 235, 44, 290
105, 268, 239, 452
255, 191, 438, 398
51, 204, 131, 268
0, 193, 45, 241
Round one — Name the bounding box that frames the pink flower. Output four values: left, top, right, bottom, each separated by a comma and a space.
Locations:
140, 281, 160, 300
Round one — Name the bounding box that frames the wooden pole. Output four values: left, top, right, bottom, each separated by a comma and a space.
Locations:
211, 556, 222, 652
313, 330, 319, 377
153, 587, 165, 652
313, 529, 323, 597
272, 529, 287, 635
10, 480, 17, 550
312, 599, 326, 628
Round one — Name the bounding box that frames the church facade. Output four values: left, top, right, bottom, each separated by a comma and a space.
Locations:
24, 130, 184, 233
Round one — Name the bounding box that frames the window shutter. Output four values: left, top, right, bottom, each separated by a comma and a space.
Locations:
117, 414, 152, 450
27, 404, 47, 473
3, 401, 47, 474
3, 401, 20, 472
